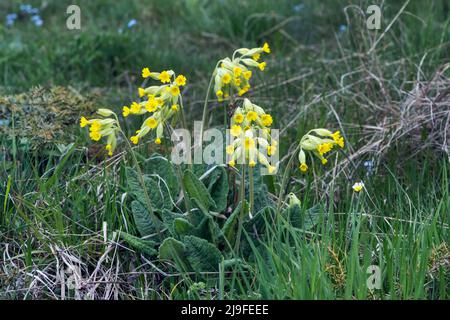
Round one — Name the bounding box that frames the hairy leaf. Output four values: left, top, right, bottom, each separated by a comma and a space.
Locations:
182, 170, 215, 214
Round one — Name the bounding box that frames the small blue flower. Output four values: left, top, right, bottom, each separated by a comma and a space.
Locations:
5, 13, 18, 26
363, 160, 374, 175
127, 19, 137, 28
31, 15, 43, 27
6, 13, 18, 20
20, 4, 33, 14
339, 24, 347, 33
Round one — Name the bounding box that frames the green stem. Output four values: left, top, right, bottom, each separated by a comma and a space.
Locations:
166, 124, 191, 213
276, 144, 301, 212
119, 127, 160, 233
178, 96, 193, 172
199, 62, 220, 144
235, 164, 246, 253
249, 166, 254, 215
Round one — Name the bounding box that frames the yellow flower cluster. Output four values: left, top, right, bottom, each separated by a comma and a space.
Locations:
226, 98, 277, 173
297, 129, 345, 172
79, 109, 119, 156
123, 68, 187, 145
214, 43, 270, 101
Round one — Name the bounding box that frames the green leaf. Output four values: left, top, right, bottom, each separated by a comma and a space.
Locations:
193, 214, 219, 244
145, 154, 178, 198
158, 237, 189, 270
207, 167, 229, 212
244, 206, 275, 234
119, 231, 157, 256
184, 236, 223, 272
131, 200, 162, 236
284, 204, 322, 230
182, 170, 215, 214
161, 209, 185, 236
174, 218, 195, 236
222, 201, 248, 247
125, 167, 173, 212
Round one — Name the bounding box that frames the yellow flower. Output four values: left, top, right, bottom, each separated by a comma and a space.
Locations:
170, 85, 180, 96
352, 182, 364, 192
155, 137, 162, 145
122, 106, 130, 117
267, 145, 276, 156
216, 90, 224, 100
234, 113, 244, 123
249, 160, 256, 167
105, 144, 113, 156
331, 131, 345, 148
175, 75, 187, 86
80, 117, 89, 128
89, 131, 102, 141
90, 120, 101, 132
130, 102, 141, 114
226, 145, 234, 155
142, 67, 151, 78
258, 62, 266, 71
321, 158, 328, 165
244, 137, 255, 150
261, 114, 273, 126
262, 42, 270, 53
138, 87, 145, 98
299, 163, 308, 172
234, 77, 242, 86
252, 53, 260, 61
145, 117, 158, 129
243, 70, 252, 80
268, 166, 276, 174
332, 130, 341, 141
228, 159, 235, 167
233, 67, 242, 77
130, 136, 139, 144
145, 98, 159, 112
222, 73, 232, 84
171, 104, 179, 111
317, 143, 333, 155
159, 71, 171, 83
230, 125, 242, 137
246, 111, 258, 122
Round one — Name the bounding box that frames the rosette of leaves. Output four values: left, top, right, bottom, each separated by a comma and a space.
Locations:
120, 155, 280, 274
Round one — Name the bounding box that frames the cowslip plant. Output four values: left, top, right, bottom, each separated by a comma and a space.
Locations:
276, 128, 345, 211
227, 98, 276, 173
214, 42, 270, 101
78, 43, 346, 275
297, 129, 345, 172
123, 68, 188, 145
79, 108, 120, 156
199, 43, 270, 142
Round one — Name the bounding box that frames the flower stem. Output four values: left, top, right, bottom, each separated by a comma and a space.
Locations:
234, 164, 246, 253
119, 128, 160, 233
249, 166, 254, 215
276, 144, 301, 212
199, 62, 220, 144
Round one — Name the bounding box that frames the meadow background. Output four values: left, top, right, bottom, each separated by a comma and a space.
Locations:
0, 0, 448, 299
